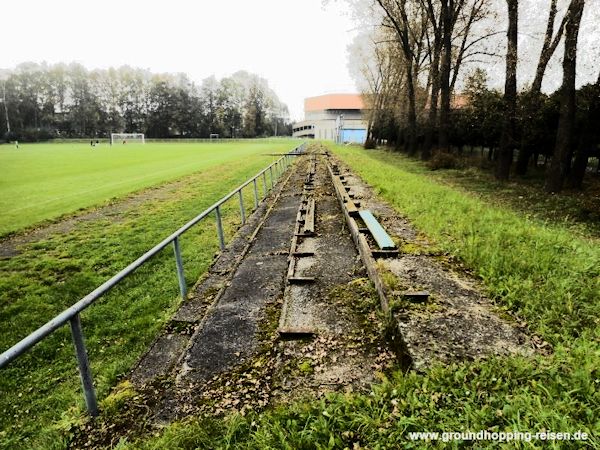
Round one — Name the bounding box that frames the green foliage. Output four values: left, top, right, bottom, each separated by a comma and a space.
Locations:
99, 382, 137, 417
363, 138, 376, 150
426, 151, 461, 170
0, 63, 291, 140
297, 360, 314, 375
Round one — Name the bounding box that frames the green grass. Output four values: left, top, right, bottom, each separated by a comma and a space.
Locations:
0, 140, 297, 236
119, 144, 599, 449
0, 140, 298, 449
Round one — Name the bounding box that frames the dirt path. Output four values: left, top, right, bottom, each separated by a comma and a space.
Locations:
0, 175, 201, 259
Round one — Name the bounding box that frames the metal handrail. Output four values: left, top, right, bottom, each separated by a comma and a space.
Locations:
0, 142, 306, 416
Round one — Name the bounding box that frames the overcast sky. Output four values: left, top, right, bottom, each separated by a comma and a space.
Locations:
1, 0, 360, 121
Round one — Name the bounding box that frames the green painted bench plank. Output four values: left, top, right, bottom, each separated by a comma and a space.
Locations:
358, 210, 396, 250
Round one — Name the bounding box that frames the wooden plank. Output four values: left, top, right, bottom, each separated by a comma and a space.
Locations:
303, 198, 315, 235
403, 291, 430, 303
287, 257, 297, 280
372, 249, 399, 258
358, 210, 396, 250
290, 234, 298, 254
331, 176, 352, 205
357, 234, 390, 314
278, 328, 316, 339
344, 201, 359, 216
288, 276, 316, 284
292, 251, 315, 257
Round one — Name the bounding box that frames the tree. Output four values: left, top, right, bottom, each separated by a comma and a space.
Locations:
437, 0, 455, 152
568, 77, 600, 188
0, 63, 290, 140
531, 0, 567, 94
199, 76, 222, 136
421, 0, 443, 158
243, 84, 270, 137
375, 0, 420, 154
495, 0, 518, 180
545, 0, 586, 192
516, 0, 567, 175
0, 72, 11, 139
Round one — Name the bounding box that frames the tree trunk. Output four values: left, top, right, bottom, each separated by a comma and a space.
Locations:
1, 81, 10, 135
567, 78, 599, 188
545, 0, 585, 193
423, 40, 441, 160
495, 0, 518, 180
515, 94, 541, 176
438, 0, 452, 153
568, 144, 590, 189
405, 62, 418, 155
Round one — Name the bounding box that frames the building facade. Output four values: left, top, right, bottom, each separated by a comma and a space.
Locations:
292, 94, 368, 144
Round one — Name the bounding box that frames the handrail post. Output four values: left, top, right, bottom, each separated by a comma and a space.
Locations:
238, 190, 246, 224
172, 237, 187, 299
253, 178, 259, 209
215, 206, 225, 251
69, 314, 98, 416
262, 172, 268, 197
269, 166, 274, 188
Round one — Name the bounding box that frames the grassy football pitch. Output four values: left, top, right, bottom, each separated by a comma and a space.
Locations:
0, 140, 299, 236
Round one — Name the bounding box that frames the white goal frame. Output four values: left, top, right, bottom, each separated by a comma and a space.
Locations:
110, 133, 145, 145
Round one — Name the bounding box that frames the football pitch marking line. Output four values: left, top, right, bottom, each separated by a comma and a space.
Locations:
6, 157, 225, 213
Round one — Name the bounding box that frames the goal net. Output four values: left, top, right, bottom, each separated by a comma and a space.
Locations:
110, 133, 145, 145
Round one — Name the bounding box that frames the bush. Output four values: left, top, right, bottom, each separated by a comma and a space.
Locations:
427, 151, 461, 170
13, 127, 57, 142
364, 138, 376, 149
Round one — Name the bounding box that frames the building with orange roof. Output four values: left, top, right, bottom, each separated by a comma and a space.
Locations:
292, 93, 368, 144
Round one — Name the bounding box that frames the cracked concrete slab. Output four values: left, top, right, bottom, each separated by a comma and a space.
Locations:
331, 154, 537, 371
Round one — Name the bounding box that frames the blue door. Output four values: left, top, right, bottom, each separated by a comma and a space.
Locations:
341, 129, 366, 144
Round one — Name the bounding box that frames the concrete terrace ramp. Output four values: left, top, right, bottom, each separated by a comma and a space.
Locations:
128, 157, 303, 386
122, 144, 535, 430
180, 193, 299, 383
129, 149, 397, 426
